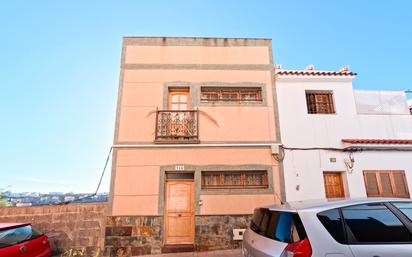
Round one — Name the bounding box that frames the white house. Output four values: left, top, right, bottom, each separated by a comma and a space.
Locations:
275, 66, 412, 202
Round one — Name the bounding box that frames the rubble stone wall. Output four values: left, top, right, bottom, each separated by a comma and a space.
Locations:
104, 215, 251, 256
0, 203, 107, 257
195, 215, 252, 251
0, 205, 251, 257
104, 216, 163, 256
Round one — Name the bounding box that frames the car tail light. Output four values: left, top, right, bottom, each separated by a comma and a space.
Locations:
281, 238, 312, 257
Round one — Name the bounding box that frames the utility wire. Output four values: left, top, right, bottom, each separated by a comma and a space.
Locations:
281, 146, 412, 152
94, 146, 113, 195
58, 146, 113, 205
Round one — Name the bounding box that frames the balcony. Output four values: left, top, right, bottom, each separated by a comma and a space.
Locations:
155, 110, 199, 143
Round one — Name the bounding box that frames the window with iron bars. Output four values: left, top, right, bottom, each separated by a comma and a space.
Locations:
201, 170, 268, 189
200, 87, 262, 103
306, 90, 335, 114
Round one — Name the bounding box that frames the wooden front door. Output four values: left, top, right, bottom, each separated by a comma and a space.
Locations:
164, 180, 195, 245
323, 172, 345, 198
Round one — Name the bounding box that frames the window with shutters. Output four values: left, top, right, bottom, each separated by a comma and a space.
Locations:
200, 87, 262, 103
201, 171, 268, 189
306, 90, 335, 114
363, 170, 410, 198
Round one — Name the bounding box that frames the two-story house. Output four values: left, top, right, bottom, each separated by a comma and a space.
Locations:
106, 37, 282, 255
276, 66, 412, 202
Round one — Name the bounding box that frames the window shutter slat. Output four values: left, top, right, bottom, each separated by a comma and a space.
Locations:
365, 172, 379, 196
393, 172, 409, 197
379, 173, 393, 196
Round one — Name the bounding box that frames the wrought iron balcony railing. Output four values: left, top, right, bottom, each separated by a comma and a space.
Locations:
155, 110, 199, 143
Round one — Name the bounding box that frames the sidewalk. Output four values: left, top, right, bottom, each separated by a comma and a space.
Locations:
138, 249, 241, 257
51, 249, 241, 257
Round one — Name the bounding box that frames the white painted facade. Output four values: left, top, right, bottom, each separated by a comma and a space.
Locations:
275, 70, 412, 201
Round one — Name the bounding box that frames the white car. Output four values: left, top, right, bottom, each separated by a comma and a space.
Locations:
242, 198, 412, 257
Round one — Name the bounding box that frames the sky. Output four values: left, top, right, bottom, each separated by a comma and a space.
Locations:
1, 1, 411, 193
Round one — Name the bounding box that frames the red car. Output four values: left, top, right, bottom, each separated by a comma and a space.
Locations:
0, 223, 52, 257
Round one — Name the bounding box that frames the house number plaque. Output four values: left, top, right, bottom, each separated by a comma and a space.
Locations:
174, 165, 185, 171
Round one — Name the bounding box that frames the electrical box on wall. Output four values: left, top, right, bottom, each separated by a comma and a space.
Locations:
271, 144, 280, 155
233, 228, 246, 240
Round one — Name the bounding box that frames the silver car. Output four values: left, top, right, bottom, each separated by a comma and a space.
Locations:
242, 198, 412, 257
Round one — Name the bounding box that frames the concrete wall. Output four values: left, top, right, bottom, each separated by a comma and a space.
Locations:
282, 149, 412, 201
111, 37, 280, 216
115, 39, 276, 144
276, 76, 412, 147
110, 147, 280, 216
0, 203, 107, 257
108, 37, 280, 255
117, 69, 276, 143
276, 74, 412, 201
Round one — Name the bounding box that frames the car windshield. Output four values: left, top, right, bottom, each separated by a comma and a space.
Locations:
0, 225, 43, 248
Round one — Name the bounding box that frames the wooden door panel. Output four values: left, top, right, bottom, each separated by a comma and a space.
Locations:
166, 183, 192, 212
324, 172, 345, 198
364, 172, 379, 196
164, 180, 194, 245
166, 215, 194, 242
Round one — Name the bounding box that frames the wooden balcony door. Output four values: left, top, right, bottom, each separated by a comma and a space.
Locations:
323, 172, 345, 198
164, 180, 195, 245
166, 89, 191, 138
168, 89, 189, 110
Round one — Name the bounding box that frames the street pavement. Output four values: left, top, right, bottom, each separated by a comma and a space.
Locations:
138, 249, 242, 257
53, 248, 241, 257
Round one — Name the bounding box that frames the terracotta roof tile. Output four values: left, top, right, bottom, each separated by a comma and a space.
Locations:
342, 139, 412, 145
276, 70, 357, 76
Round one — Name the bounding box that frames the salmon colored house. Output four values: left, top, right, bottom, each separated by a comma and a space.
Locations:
107, 37, 283, 255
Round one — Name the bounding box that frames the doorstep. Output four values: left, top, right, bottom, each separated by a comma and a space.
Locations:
161, 244, 195, 253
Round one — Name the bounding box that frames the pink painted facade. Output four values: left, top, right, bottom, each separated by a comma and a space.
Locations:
108, 37, 282, 252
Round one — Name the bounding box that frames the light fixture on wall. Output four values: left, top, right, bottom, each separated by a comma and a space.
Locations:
344, 152, 355, 173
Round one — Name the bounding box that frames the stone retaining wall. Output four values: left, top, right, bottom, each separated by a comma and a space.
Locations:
195, 215, 252, 251
0, 203, 107, 257
104, 215, 251, 256
104, 216, 163, 256
0, 205, 251, 257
